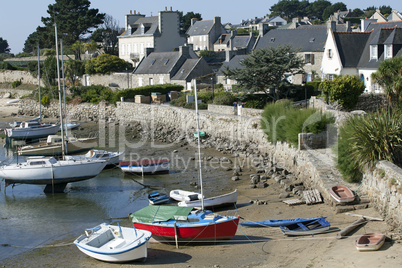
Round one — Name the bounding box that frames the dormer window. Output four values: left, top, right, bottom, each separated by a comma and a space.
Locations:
309, 38, 315, 43
370, 45, 378, 60
151, 59, 156, 65
164, 59, 169, 65
385, 45, 393, 59
270, 37, 275, 42
140, 24, 145, 34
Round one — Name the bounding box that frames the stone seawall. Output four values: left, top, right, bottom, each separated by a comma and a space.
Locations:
17, 99, 402, 227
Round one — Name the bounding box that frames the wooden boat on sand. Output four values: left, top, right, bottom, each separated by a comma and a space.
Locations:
355, 233, 386, 251
169, 189, 203, 202
329, 185, 355, 203
74, 223, 152, 262
241, 217, 324, 227
280, 217, 330, 236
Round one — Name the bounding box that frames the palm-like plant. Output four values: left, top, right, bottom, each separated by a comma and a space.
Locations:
349, 108, 402, 171
371, 56, 402, 105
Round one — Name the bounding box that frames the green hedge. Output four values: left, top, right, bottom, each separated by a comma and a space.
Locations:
113, 84, 183, 104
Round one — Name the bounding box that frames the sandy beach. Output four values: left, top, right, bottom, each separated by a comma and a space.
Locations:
0, 97, 401, 268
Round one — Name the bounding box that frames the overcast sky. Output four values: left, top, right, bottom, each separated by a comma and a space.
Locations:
2, 0, 402, 53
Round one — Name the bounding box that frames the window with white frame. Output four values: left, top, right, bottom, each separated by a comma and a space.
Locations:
128, 44, 131, 54
134, 44, 138, 53
385, 45, 393, 59
159, 76, 164, 84
199, 36, 202, 42
121, 44, 125, 56
370, 45, 378, 60
140, 43, 144, 54
149, 78, 153, 85
138, 77, 143, 87
304, 54, 315, 65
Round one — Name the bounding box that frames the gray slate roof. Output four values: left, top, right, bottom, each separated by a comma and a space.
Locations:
333, 32, 371, 68
134, 52, 183, 74
187, 20, 214, 35
255, 28, 327, 52
120, 16, 160, 37
217, 55, 248, 75
171, 59, 199, 80
214, 34, 252, 48
358, 21, 402, 69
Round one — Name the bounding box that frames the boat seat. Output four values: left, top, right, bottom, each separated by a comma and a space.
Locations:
86, 229, 114, 248
104, 238, 126, 249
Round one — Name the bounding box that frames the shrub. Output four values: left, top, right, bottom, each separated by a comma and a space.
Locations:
85, 54, 132, 74
184, 102, 208, 110
261, 100, 335, 146
71, 85, 115, 104
11, 80, 21, 88
114, 84, 184, 104
0, 62, 16, 70
212, 92, 236, 106
41, 95, 50, 106
170, 93, 187, 107
319, 75, 365, 110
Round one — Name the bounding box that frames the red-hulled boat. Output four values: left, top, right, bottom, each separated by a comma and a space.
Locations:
129, 206, 239, 242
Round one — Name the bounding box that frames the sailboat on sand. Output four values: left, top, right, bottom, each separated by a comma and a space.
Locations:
129, 81, 239, 242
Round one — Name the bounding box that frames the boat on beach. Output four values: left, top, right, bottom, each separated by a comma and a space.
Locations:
5, 121, 60, 140
169, 189, 203, 202
240, 217, 325, 227
0, 156, 107, 193
280, 217, 331, 236
74, 223, 152, 262
18, 135, 98, 156
329, 185, 355, 203
355, 233, 386, 251
177, 189, 237, 209
148, 191, 170, 205
119, 159, 170, 174
65, 149, 123, 168
129, 205, 239, 242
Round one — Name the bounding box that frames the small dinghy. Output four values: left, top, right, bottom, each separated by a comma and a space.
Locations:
169, 189, 203, 202
241, 217, 323, 227
280, 217, 330, 236
355, 233, 386, 251
74, 223, 152, 262
148, 191, 170, 205
119, 159, 170, 174
329, 185, 355, 203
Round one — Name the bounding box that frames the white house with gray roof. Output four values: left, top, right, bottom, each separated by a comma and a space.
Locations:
132, 45, 213, 90
118, 7, 186, 66
186, 17, 227, 51
322, 20, 402, 93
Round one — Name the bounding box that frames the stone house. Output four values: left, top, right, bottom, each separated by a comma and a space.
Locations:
236, 16, 287, 32
132, 45, 213, 90
118, 7, 186, 66
321, 20, 402, 93
186, 17, 227, 51
213, 31, 256, 53
253, 24, 328, 84
216, 54, 247, 91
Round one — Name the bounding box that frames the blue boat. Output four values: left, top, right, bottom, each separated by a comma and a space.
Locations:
240, 217, 323, 227
148, 192, 170, 205
280, 217, 330, 236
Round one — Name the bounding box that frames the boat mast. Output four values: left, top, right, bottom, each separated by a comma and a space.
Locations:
193, 80, 205, 211
37, 44, 41, 121
55, 23, 66, 159
60, 39, 68, 137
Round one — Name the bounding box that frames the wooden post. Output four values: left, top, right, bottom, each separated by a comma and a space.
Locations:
337, 217, 367, 239
174, 222, 179, 249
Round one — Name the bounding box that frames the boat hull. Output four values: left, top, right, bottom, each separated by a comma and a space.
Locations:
280, 217, 331, 236
18, 138, 98, 156
178, 189, 237, 209
74, 224, 152, 262
133, 215, 240, 242
329, 185, 355, 203
241, 217, 322, 227
5, 124, 60, 140
0, 160, 107, 185
119, 159, 170, 174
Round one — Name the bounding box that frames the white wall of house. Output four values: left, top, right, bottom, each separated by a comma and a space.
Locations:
189, 35, 210, 51
359, 69, 380, 93
321, 30, 343, 78
132, 74, 170, 88
119, 36, 154, 64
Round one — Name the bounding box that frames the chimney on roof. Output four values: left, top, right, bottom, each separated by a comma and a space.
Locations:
179, 45, 190, 57
130, 10, 132, 14
165, 6, 167, 11
170, 6, 172, 11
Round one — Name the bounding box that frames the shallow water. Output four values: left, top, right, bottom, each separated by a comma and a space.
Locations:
0, 135, 233, 261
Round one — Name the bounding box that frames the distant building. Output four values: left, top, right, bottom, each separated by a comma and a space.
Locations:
132, 45, 213, 90
118, 7, 186, 66
213, 31, 256, 53
186, 17, 227, 51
